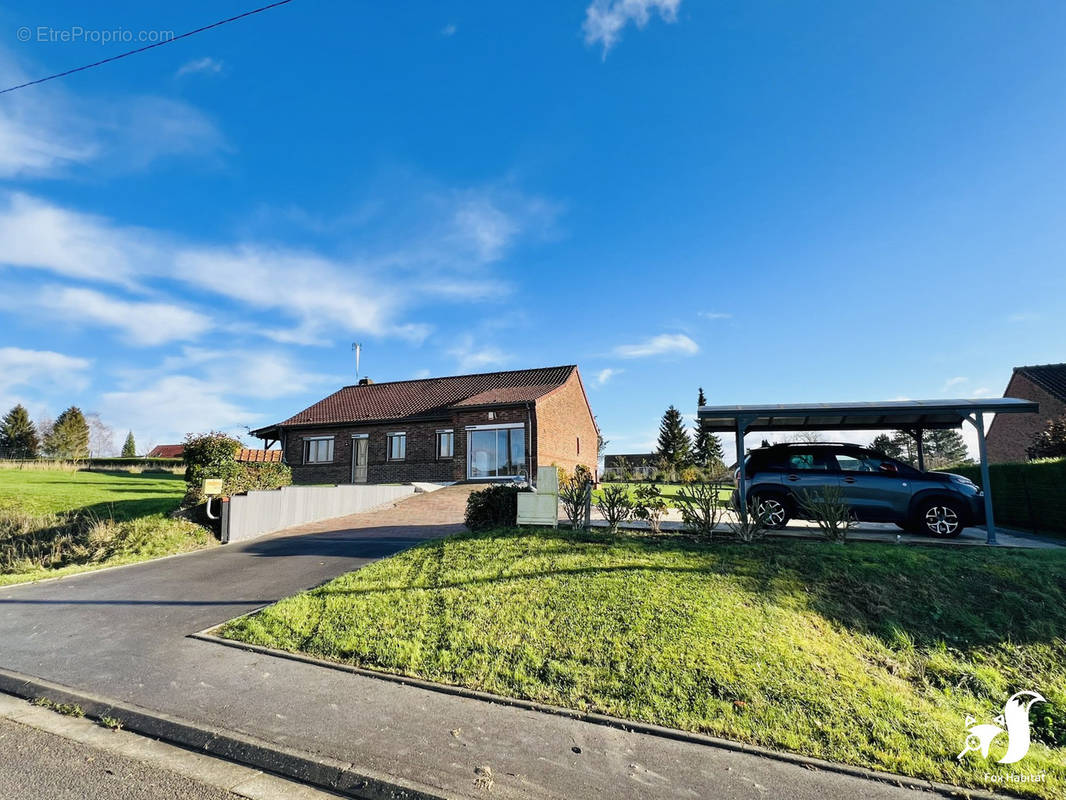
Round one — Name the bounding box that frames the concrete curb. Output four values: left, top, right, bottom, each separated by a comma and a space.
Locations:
191, 632, 1017, 800
0, 667, 453, 800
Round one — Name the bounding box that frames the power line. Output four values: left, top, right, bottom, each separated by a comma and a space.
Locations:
0, 0, 295, 96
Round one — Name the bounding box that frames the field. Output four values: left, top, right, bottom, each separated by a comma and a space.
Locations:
0, 468, 213, 586
594, 481, 733, 505
220, 528, 1066, 798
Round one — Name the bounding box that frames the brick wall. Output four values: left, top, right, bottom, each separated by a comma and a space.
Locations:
533, 370, 599, 479
985, 374, 1066, 462
452, 407, 533, 481
283, 419, 455, 485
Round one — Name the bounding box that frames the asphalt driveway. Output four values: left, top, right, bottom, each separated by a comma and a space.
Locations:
0, 484, 933, 800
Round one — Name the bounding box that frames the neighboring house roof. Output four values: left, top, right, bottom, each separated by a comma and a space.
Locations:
1013, 363, 1066, 403
235, 448, 283, 463
147, 445, 184, 458
256, 365, 578, 431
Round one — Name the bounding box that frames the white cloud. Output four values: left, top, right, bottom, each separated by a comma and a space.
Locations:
99, 376, 257, 446
0, 347, 91, 413
447, 336, 511, 371
614, 333, 698, 358
0, 188, 548, 348
1007, 312, 1042, 323
942, 376, 968, 392
583, 0, 681, 56
441, 23, 458, 37
698, 311, 731, 320
972, 387, 993, 397
594, 367, 622, 386
177, 57, 224, 77
35, 286, 212, 346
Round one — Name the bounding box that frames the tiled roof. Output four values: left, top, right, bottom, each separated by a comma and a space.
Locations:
1015, 363, 1066, 403
235, 448, 283, 463
265, 366, 577, 429
147, 445, 184, 458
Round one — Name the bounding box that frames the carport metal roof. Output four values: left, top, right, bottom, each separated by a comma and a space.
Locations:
697, 398, 1037, 433
697, 397, 1039, 544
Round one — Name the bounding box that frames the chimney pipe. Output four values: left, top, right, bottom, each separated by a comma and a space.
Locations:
358, 377, 374, 386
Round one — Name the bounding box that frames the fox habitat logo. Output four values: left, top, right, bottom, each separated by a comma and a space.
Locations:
957, 690, 1045, 764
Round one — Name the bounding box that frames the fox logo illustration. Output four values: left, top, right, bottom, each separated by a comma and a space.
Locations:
957, 690, 1045, 764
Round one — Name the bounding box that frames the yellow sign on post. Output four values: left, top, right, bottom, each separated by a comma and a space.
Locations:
202, 479, 224, 496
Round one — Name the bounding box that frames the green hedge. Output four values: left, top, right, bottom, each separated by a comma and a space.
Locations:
952, 459, 1066, 535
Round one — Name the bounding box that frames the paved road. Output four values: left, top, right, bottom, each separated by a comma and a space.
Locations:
0, 485, 934, 800
0, 717, 240, 800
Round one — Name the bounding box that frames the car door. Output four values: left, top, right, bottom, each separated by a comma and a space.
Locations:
781, 450, 837, 510
833, 452, 910, 521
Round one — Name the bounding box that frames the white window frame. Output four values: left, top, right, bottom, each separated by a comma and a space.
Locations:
436, 429, 454, 460
465, 424, 527, 480
386, 431, 407, 462
303, 436, 335, 464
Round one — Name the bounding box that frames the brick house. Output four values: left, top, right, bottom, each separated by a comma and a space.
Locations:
250, 365, 598, 485
985, 362, 1065, 462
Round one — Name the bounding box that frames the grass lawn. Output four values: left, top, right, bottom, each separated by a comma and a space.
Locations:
0, 468, 186, 519
594, 482, 733, 506
219, 528, 1066, 798
0, 468, 213, 587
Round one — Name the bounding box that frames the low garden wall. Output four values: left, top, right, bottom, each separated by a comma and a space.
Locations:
952, 458, 1066, 535
221, 484, 417, 543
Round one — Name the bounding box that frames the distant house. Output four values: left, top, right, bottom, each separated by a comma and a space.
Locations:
251, 365, 598, 485
602, 453, 658, 480
986, 362, 1064, 462
147, 444, 184, 459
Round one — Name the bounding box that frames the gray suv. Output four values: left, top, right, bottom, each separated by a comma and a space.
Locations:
732, 443, 984, 537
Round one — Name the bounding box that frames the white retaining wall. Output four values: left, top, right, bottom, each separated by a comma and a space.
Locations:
222, 484, 417, 543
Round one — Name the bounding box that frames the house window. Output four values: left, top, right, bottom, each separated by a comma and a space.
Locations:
304, 437, 334, 464
467, 425, 526, 479
437, 430, 454, 459
387, 432, 406, 461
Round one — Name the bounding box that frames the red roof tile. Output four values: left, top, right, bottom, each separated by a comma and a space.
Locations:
147, 445, 184, 458
235, 448, 284, 463
1015, 363, 1066, 403
260, 366, 576, 429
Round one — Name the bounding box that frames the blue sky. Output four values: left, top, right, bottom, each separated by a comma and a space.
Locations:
1, 1, 1064, 456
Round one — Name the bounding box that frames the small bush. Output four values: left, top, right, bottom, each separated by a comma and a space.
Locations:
465, 484, 529, 531
726, 501, 770, 543
559, 466, 593, 530
596, 483, 633, 533
675, 480, 726, 538
632, 483, 668, 534
798, 485, 854, 543
183, 432, 291, 505
679, 466, 701, 484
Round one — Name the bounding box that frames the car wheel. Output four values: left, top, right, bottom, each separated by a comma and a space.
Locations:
751, 494, 790, 529
915, 498, 964, 538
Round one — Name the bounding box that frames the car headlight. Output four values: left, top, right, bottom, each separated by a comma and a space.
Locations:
949, 475, 978, 490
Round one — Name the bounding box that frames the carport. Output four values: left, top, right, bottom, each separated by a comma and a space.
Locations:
697, 398, 1038, 544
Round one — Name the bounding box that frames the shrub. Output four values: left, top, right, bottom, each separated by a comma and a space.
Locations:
465, 484, 529, 531
596, 483, 633, 533
632, 483, 667, 534
679, 466, 701, 484
798, 485, 854, 543
182, 432, 290, 505
726, 500, 770, 543
559, 465, 593, 530
675, 480, 726, 538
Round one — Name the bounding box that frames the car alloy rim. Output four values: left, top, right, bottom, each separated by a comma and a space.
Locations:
757, 499, 786, 526
924, 505, 959, 535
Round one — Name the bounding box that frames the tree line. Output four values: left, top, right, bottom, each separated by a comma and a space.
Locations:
0, 404, 138, 460
653, 388, 727, 472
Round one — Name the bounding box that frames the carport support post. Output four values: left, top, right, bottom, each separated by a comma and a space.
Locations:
972, 411, 997, 545
735, 416, 751, 521
915, 428, 926, 473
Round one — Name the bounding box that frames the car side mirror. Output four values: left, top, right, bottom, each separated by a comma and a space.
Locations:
879, 462, 898, 474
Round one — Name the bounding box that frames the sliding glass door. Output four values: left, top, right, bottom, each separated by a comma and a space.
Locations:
467, 426, 526, 479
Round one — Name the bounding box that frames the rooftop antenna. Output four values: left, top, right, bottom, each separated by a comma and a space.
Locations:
352, 342, 362, 380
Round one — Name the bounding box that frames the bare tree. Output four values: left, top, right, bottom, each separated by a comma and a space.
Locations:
85, 413, 115, 457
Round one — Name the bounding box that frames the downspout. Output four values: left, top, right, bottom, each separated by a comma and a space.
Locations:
526, 401, 535, 485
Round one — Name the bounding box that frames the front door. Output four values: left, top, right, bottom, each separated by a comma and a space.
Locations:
351, 436, 368, 483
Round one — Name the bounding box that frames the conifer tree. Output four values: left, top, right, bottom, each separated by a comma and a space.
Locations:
0, 404, 39, 459
656, 405, 693, 468
121, 431, 137, 458
44, 406, 90, 460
